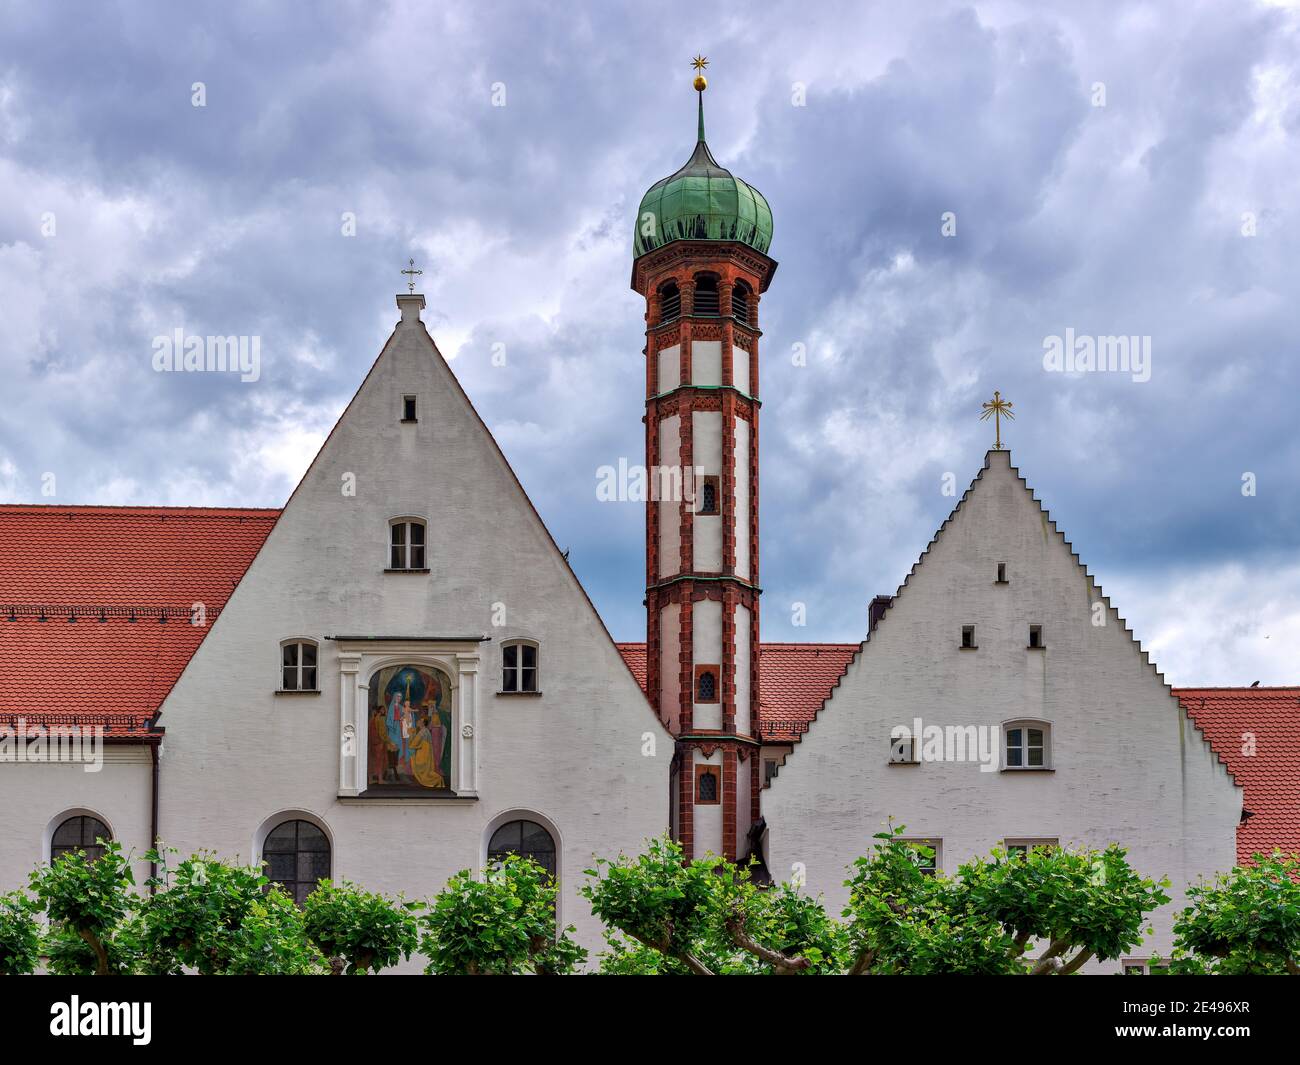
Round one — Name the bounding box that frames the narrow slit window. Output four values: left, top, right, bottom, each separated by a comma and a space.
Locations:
997, 562, 1007, 583
961, 625, 976, 649
1029, 624, 1043, 648
402, 395, 417, 422
699, 475, 720, 515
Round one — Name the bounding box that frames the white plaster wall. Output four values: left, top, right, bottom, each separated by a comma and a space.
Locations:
733, 346, 750, 396
734, 602, 751, 736
659, 602, 681, 734
764, 451, 1241, 972
657, 414, 680, 580
657, 343, 680, 395
692, 599, 722, 731
691, 340, 721, 386
155, 304, 670, 966
0, 755, 154, 890
733, 419, 750, 581
693, 748, 723, 859
693, 411, 722, 572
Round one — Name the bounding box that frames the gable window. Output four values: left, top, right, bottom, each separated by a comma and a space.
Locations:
401, 394, 418, 422
996, 562, 1008, 583
692, 274, 720, 316
389, 519, 427, 570
51, 815, 111, 863
900, 838, 941, 876
1004, 721, 1051, 769
731, 282, 751, 325
658, 280, 681, 323
281, 640, 318, 691
262, 819, 331, 905
695, 665, 719, 703
699, 475, 720, 515
502, 640, 539, 693
1028, 624, 1044, 649
695, 764, 720, 804
961, 625, 977, 649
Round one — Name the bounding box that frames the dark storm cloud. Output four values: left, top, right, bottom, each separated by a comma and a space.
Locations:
1, 0, 1297, 680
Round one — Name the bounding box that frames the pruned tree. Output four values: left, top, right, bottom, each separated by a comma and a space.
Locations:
28, 840, 136, 976
0, 889, 42, 976
303, 879, 421, 974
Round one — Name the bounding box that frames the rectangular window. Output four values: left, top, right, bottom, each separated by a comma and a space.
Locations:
1004, 838, 1058, 859
281, 642, 317, 691
763, 759, 778, 786
402, 395, 417, 422
1028, 624, 1043, 648
301, 642, 317, 691
889, 734, 918, 764
390, 522, 406, 569
389, 521, 426, 570
900, 838, 941, 876
996, 562, 1008, 583
409, 522, 425, 569
961, 625, 976, 649
502, 643, 539, 693
282, 642, 298, 691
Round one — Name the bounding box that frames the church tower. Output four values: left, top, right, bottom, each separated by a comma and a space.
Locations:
631, 61, 776, 860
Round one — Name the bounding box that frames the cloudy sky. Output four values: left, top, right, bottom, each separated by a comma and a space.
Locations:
2, 0, 1297, 684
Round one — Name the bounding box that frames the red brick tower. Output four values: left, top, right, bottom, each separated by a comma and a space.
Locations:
631, 63, 776, 860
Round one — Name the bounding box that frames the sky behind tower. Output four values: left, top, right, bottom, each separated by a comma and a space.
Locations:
1, 0, 1298, 684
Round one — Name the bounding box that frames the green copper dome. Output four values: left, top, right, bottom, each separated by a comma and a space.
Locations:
633, 96, 773, 258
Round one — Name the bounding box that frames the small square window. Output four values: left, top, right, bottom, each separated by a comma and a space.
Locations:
996, 562, 1008, 583
900, 839, 941, 876
889, 734, 918, 764
402, 395, 417, 422
961, 625, 977, 649
1028, 624, 1043, 648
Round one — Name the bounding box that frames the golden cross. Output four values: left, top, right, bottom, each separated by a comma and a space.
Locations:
979, 390, 1015, 450
401, 257, 423, 294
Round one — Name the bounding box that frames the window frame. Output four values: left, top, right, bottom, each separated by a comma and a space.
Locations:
698, 474, 721, 516
486, 818, 558, 878
500, 639, 541, 695
960, 624, 978, 649
694, 664, 720, 703
1003, 720, 1052, 770
260, 817, 332, 906
898, 837, 942, 876
888, 732, 919, 764
694, 763, 721, 804
401, 394, 418, 422
996, 561, 1008, 583
1028, 624, 1044, 649
279, 638, 320, 693
1003, 837, 1059, 859
49, 813, 112, 864
387, 517, 428, 572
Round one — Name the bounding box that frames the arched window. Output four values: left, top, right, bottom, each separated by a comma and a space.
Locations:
692, 274, 720, 316
699, 476, 719, 515
50, 815, 111, 863
389, 518, 427, 570
695, 765, 720, 804
732, 282, 751, 325
1004, 721, 1051, 769
658, 280, 681, 323
262, 819, 331, 904
502, 640, 539, 693
281, 639, 318, 691
487, 818, 557, 877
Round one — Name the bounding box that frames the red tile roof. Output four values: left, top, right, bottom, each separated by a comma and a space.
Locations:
1176, 688, 1300, 864
0, 506, 279, 738
616, 641, 859, 743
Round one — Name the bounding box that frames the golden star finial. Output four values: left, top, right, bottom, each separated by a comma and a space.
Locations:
691, 54, 709, 92
979, 390, 1015, 450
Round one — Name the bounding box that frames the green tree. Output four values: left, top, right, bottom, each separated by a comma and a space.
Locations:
0, 890, 42, 975
28, 840, 136, 976
420, 856, 585, 975
1169, 853, 1300, 975
136, 850, 323, 975
303, 880, 421, 974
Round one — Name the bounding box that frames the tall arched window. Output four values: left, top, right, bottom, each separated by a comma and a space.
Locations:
487, 819, 557, 877
262, 819, 331, 904
732, 282, 751, 325
693, 274, 720, 315
50, 815, 111, 863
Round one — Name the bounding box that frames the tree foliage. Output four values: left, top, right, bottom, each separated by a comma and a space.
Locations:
302, 880, 421, 974
420, 855, 585, 975
0, 890, 42, 976
28, 840, 136, 975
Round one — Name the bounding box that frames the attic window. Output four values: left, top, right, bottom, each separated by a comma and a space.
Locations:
961, 625, 977, 649
401, 395, 417, 422
996, 562, 1008, 583
1028, 625, 1044, 649
389, 519, 427, 570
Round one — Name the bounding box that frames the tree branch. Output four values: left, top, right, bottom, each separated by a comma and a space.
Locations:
1029, 939, 1069, 975
724, 917, 811, 974
1285, 957, 1300, 976
848, 948, 876, 976
78, 928, 109, 976
1059, 949, 1094, 975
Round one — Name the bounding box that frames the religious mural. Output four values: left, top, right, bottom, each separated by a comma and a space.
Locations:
366, 664, 453, 790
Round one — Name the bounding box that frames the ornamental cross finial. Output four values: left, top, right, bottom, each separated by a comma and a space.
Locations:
401, 257, 423, 294
691, 54, 709, 93
979, 389, 1015, 450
